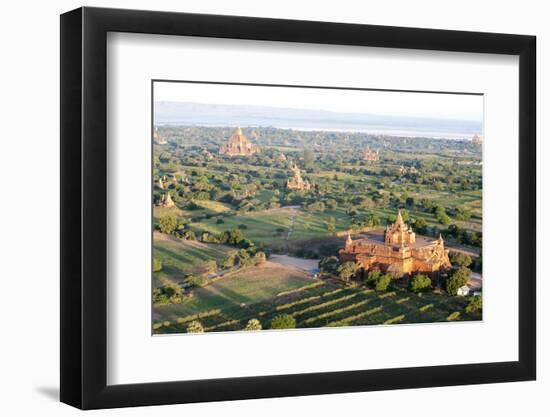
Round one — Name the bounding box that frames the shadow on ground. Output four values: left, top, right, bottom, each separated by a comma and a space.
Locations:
36, 386, 59, 401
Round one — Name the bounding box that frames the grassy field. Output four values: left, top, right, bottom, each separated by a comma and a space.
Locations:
153, 262, 315, 323
153, 266, 480, 334
190, 207, 354, 252
153, 232, 233, 285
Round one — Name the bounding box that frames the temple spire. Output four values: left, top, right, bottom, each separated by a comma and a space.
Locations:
395, 210, 404, 226
345, 233, 353, 251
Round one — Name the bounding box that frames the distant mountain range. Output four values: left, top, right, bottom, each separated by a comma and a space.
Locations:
154, 101, 482, 140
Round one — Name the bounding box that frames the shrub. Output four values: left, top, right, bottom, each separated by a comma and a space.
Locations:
188, 275, 208, 288
183, 230, 196, 241
337, 262, 360, 282
447, 311, 461, 321
449, 252, 472, 268
465, 295, 483, 314
221, 252, 237, 269
365, 269, 381, 285
306, 201, 325, 213
252, 251, 267, 266
153, 281, 185, 306
216, 218, 225, 224
159, 214, 177, 234
244, 319, 262, 331
410, 274, 432, 293
236, 249, 252, 267
446, 267, 471, 295
270, 314, 296, 329
374, 273, 392, 291
319, 256, 339, 274
187, 320, 204, 333
414, 218, 428, 234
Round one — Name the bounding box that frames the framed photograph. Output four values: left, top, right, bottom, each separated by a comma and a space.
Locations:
60, 6, 536, 410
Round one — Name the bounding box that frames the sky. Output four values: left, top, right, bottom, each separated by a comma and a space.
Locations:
154, 81, 484, 123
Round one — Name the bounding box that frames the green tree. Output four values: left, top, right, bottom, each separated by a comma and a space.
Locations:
245, 318, 262, 331
187, 320, 204, 333
410, 274, 432, 293
447, 311, 461, 321
413, 218, 428, 234
158, 214, 177, 234
365, 213, 380, 227
319, 256, 339, 274
236, 249, 251, 266
306, 201, 325, 213
446, 267, 471, 295
252, 251, 267, 266
365, 269, 381, 285
449, 252, 473, 268
188, 275, 208, 288
221, 252, 236, 269
270, 314, 296, 329
374, 273, 392, 291
337, 262, 360, 282
435, 206, 451, 225
465, 295, 483, 314
183, 230, 196, 241
325, 199, 338, 210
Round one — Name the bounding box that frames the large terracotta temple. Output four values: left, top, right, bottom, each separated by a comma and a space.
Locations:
219, 126, 258, 156
339, 210, 451, 277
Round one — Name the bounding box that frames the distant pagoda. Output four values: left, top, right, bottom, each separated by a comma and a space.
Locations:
399, 165, 418, 176
286, 163, 312, 190
153, 128, 167, 145
362, 146, 379, 162
219, 126, 258, 156
472, 134, 483, 146
159, 193, 175, 208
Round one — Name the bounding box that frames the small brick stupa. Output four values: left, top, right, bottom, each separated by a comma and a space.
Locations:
472, 134, 483, 146
286, 163, 312, 190
362, 146, 379, 162
159, 193, 175, 208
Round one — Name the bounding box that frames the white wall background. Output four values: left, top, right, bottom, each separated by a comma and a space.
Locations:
0, 0, 546, 415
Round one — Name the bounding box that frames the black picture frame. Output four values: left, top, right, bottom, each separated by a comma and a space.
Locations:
60, 6, 536, 410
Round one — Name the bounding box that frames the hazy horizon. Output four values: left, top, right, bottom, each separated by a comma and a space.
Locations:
154, 100, 482, 140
